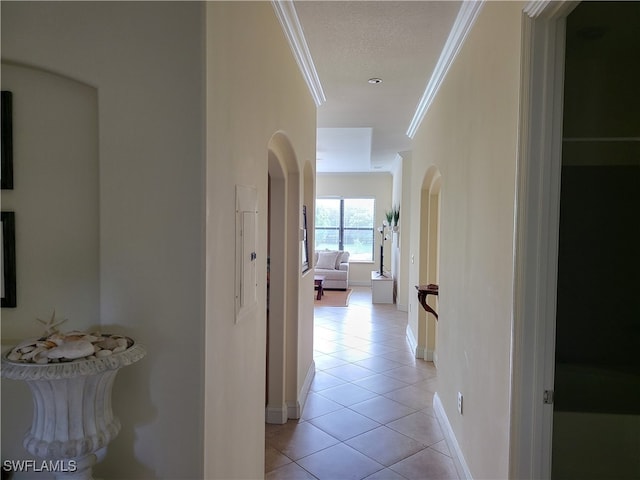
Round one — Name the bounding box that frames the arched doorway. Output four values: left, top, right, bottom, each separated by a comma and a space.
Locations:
418, 166, 441, 363
266, 132, 301, 424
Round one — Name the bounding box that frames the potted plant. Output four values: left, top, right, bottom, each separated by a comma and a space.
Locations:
385, 210, 393, 226
392, 206, 400, 231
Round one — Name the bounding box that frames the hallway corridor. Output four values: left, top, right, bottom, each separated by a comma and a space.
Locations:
265, 287, 459, 480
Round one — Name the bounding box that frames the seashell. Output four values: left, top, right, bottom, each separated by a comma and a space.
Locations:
48, 333, 66, 346
19, 345, 36, 354
36, 340, 57, 348
7, 350, 22, 362
33, 348, 51, 362
47, 340, 95, 360
116, 338, 129, 349
82, 334, 99, 343
64, 335, 84, 342
112, 345, 127, 354
96, 337, 119, 350
95, 349, 112, 357
21, 346, 47, 360
34, 355, 50, 364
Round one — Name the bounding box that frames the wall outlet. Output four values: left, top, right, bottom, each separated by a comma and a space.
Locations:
457, 392, 463, 415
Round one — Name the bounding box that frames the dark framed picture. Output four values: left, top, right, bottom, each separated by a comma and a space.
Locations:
2, 211, 17, 308
302, 205, 310, 273
1, 91, 14, 190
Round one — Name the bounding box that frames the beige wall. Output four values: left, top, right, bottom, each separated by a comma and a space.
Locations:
2, 2, 315, 479
407, 2, 524, 478
1, 62, 101, 472
391, 153, 412, 311
1, 3, 206, 477
316, 173, 393, 286
0, 63, 99, 343
205, 3, 316, 478
1, 2, 317, 479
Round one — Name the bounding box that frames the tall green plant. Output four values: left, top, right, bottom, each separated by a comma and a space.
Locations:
385, 210, 393, 225
392, 205, 400, 226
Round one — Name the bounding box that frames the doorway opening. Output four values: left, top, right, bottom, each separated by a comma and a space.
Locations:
418, 166, 441, 363
552, 2, 640, 478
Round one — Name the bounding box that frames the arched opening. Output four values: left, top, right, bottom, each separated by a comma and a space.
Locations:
418, 166, 441, 363
265, 132, 301, 424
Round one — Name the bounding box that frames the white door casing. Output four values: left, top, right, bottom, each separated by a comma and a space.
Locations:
510, 1, 578, 478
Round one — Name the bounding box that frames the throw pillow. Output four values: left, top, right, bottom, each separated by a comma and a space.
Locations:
316, 251, 340, 270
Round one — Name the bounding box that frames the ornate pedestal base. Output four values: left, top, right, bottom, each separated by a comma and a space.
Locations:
2, 342, 145, 480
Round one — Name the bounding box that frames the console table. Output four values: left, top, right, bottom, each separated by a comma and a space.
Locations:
416, 284, 439, 319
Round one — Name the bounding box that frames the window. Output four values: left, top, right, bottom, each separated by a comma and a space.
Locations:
315, 197, 375, 261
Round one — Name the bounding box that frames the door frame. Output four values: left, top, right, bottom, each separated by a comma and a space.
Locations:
510, 1, 578, 478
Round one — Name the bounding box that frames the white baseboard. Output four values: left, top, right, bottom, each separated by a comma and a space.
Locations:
406, 325, 434, 361
287, 401, 300, 419
433, 393, 473, 480
288, 360, 315, 419
406, 325, 417, 355
265, 404, 288, 424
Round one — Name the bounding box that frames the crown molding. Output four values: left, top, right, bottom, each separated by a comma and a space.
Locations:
524, 0, 578, 19
272, 1, 326, 107
524, 0, 551, 18
406, 1, 485, 138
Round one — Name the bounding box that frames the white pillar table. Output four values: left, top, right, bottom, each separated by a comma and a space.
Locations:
1, 341, 146, 479
371, 270, 394, 304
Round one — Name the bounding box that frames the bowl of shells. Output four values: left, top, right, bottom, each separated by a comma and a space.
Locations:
6, 331, 134, 363
1, 318, 146, 469
2, 328, 146, 381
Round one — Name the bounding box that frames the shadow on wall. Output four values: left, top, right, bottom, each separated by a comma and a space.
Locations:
92, 324, 157, 479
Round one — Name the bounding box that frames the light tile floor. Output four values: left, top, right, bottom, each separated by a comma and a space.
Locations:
266, 287, 459, 480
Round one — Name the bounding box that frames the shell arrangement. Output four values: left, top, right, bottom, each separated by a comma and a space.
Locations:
6, 331, 133, 364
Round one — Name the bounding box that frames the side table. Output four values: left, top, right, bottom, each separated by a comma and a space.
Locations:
314, 275, 325, 300
371, 271, 394, 303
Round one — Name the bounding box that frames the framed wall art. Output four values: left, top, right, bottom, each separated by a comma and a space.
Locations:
2, 211, 17, 307
1, 91, 14, 190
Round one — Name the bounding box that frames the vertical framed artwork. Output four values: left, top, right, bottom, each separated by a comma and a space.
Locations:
302, 205, 310, 272
1, 91, 14, 190
2, 211, 17, 307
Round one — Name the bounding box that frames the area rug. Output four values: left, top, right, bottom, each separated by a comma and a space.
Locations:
314, 288, 352, 307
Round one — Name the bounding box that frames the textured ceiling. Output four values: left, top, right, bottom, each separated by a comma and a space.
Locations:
295, 1, 461, 173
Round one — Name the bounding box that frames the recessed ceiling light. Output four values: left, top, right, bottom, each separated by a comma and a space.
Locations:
368, 78, 383, 84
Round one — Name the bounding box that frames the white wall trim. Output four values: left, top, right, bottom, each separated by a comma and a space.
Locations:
433, 393, 473, 480
271, 1, 326, 107
406, 321, 434, 360
406, 1, 484, 138
265, 404, 288, 425
524, 0, 579, 20
510, 2, 576, 478
406, 324, 418, 355
287, 401, 300, 419
288, 360, 315, 419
